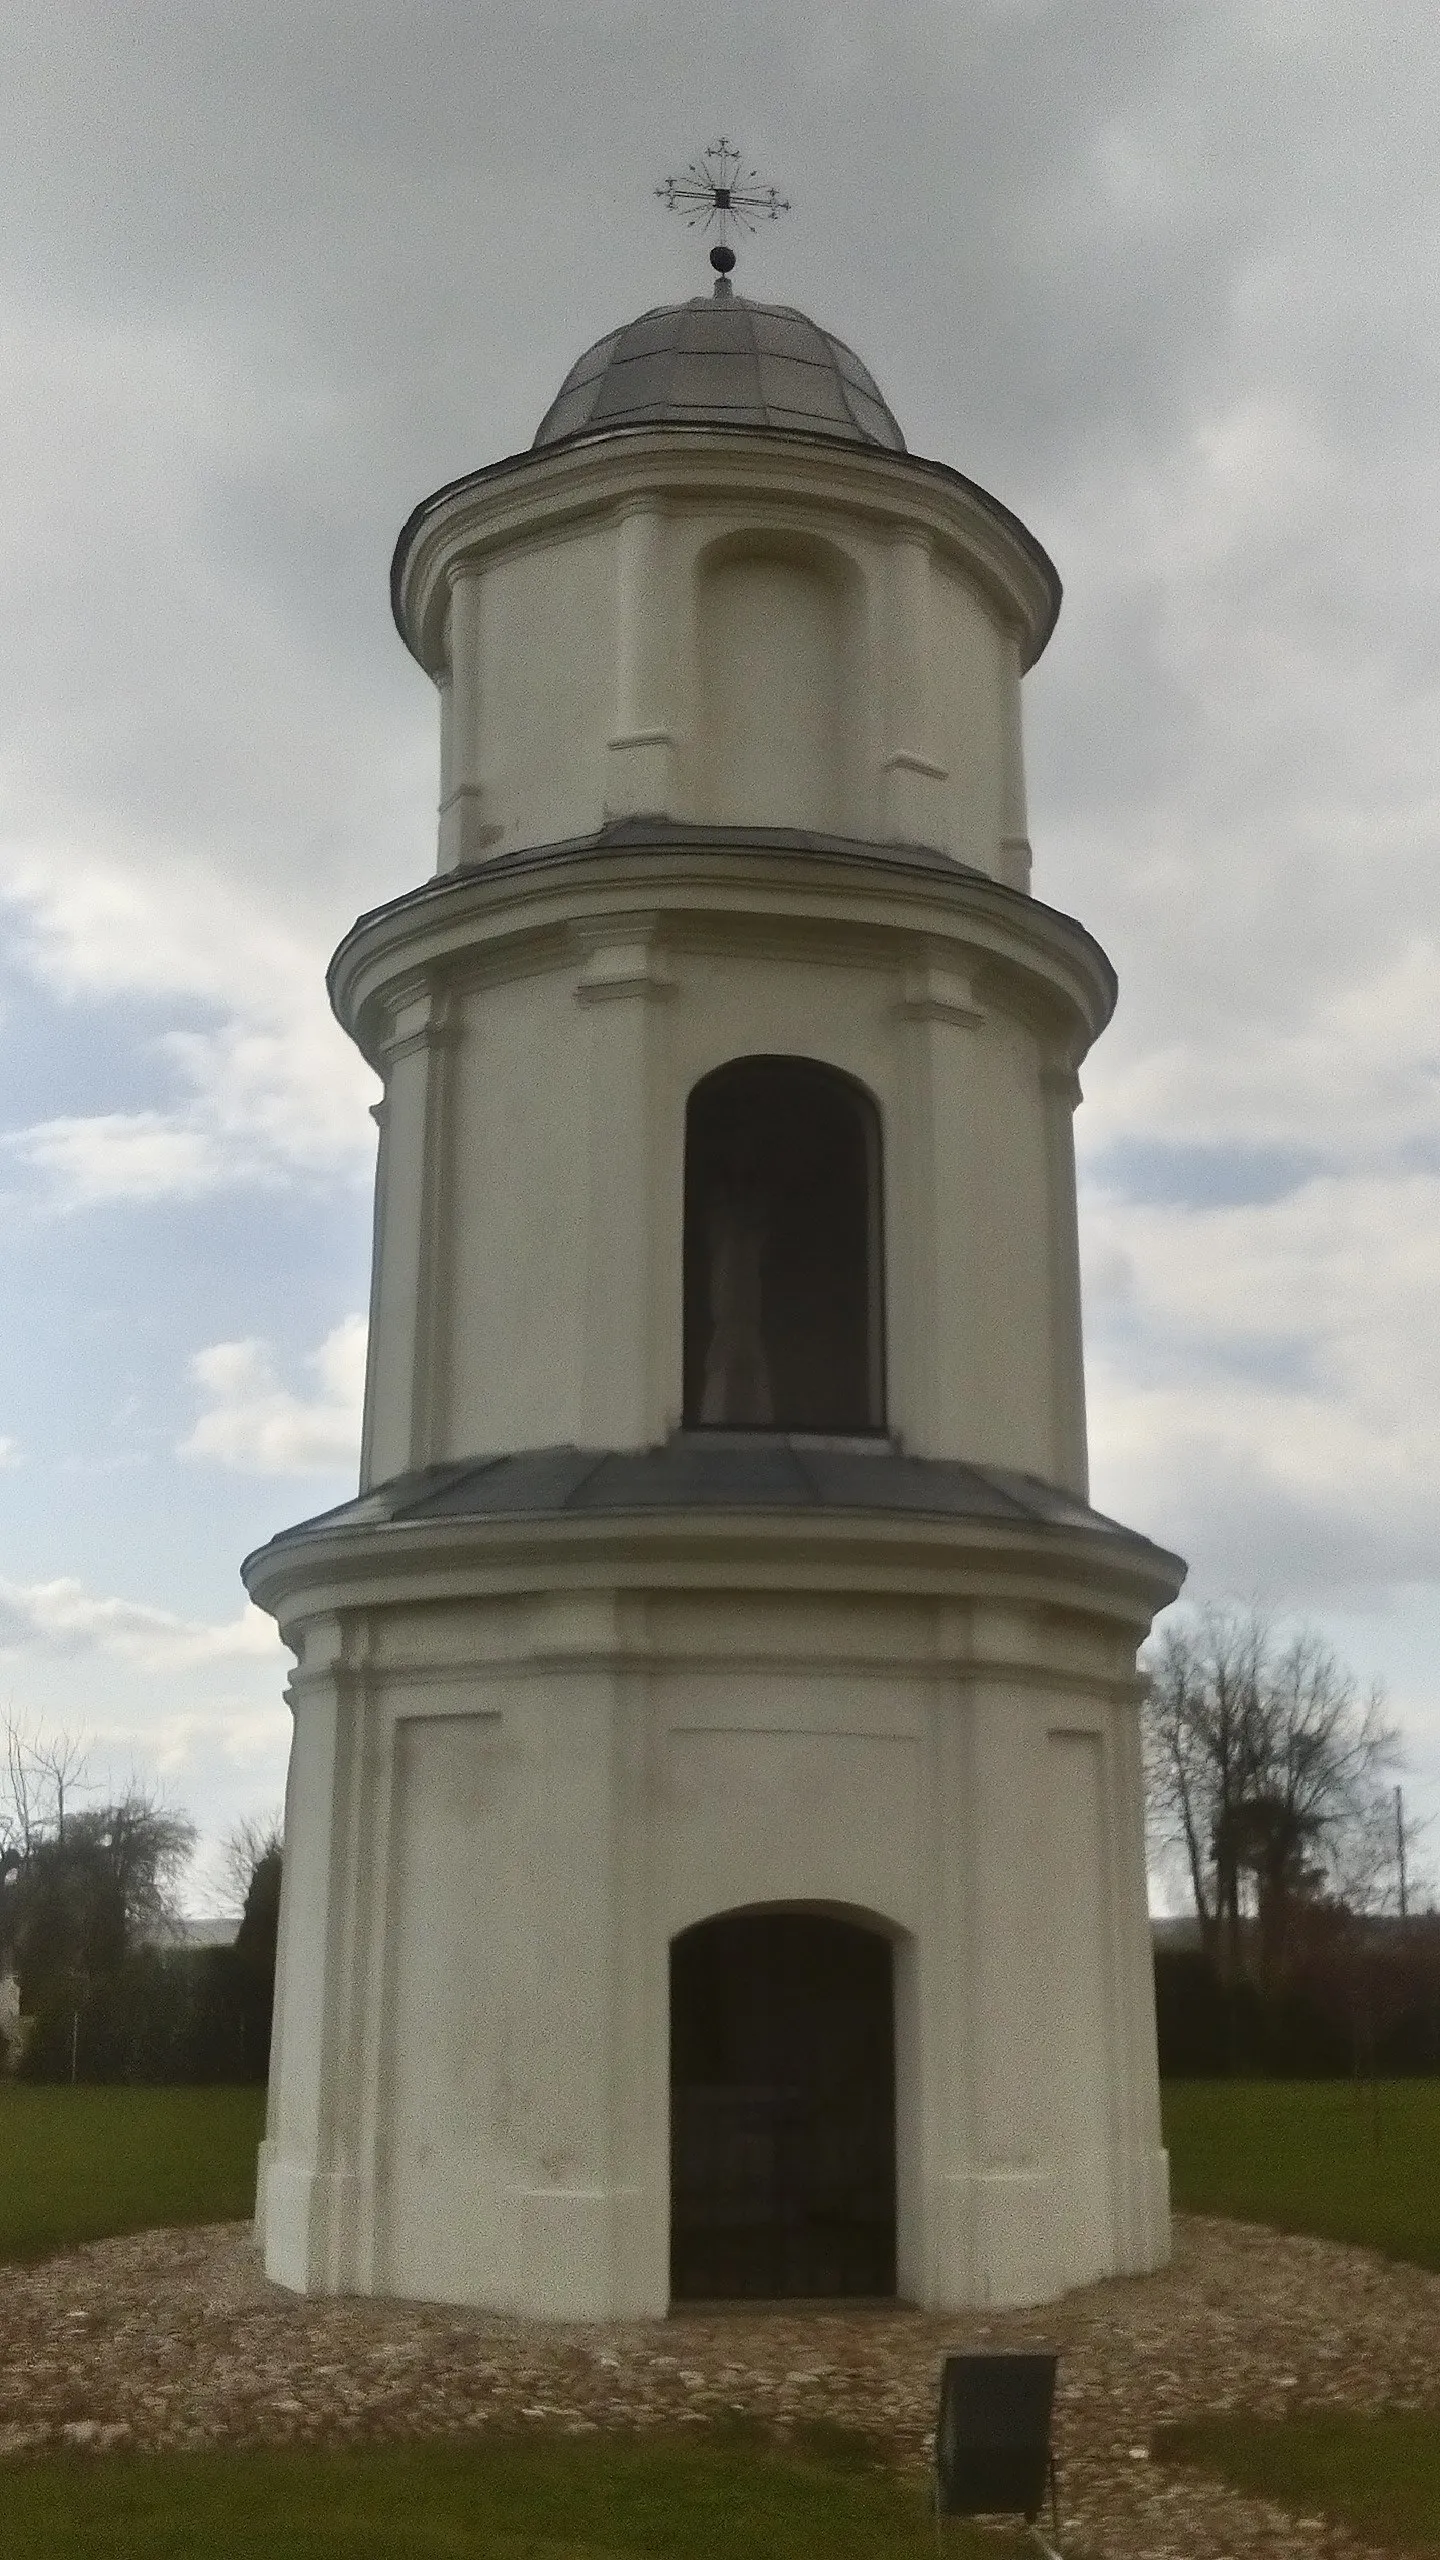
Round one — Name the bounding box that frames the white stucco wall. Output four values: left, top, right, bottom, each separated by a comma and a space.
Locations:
249, 394, 1179, 2331
455, 530, 614, 856
407, 434, 1050, 880
252, 1539, 1171, 2320
695, 546, 853, 833
353, 855, 1100, 1492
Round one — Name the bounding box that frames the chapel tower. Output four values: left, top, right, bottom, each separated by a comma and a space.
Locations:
245, 226, 1185, 2317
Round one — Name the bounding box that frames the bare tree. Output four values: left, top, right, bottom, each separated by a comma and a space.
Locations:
224, 1814, 283, 1991
2, 1716, 90, 1860
1, 1717, 93, 1975
217, 1813, 283, 1918
31, 1725, 91, 1844
1, 1718, 195, 2007
1143, 1605, 1402, 1988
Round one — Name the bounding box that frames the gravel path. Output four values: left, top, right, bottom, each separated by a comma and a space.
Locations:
2, 2213, 1437, 2558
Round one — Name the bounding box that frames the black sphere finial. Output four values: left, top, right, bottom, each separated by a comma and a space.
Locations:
710, 243, 736, 275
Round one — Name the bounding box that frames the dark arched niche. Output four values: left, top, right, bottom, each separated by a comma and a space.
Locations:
682, 1056, 884, 1433
670, 1910, 897, 2299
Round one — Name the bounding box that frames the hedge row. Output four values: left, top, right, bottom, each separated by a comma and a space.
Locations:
1155, 1945, 1440, 2077
16, 1944, 273, 2085
16, 1936, 1439, 2087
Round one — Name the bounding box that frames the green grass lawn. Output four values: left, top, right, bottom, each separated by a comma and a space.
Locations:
0, 2432, 1014, 2560
0, 2084, 266, 2263
1, 2087, 1437, 2554
4, 2078, 1438, 2278
1156, 2409, 1440, 2550
1162, 2077, 1440, 2270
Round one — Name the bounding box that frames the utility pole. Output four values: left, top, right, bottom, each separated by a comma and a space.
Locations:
1396, 1784, 1408, 1920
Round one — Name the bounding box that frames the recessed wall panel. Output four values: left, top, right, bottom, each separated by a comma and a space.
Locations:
379, 1711, 519, 2304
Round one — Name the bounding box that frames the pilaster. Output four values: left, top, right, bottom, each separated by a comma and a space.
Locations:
1105, 1689, 1172, 2270
263, 1612, 376, 2294
573, 918, 675, 1447
882, 531, 949, 846
509, 1605, 661, 2315
997, 628, 1033, 891
894, 947, 985, 1458
1040, 1058, 1089, 1496
912, 1614, 971, 2307
960, 1628, 1061, 2305
605, 501, 677, 818
361, 980, 457, 1487
438, 564, 500, 868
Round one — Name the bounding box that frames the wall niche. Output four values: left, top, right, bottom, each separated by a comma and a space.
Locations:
694, 540, 858, 833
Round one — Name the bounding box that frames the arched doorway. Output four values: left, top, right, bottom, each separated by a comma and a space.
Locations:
682, 1057, 885, 1433
669, 1910, 896, 2300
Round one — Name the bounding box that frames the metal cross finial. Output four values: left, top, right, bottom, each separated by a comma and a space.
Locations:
656, 139, 790, 295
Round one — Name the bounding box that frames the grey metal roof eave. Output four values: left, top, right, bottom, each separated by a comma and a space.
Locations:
243, 1491, 1185, 1622
243, 1437, 1184, 1572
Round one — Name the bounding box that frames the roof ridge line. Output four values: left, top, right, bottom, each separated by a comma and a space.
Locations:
964, 1462, 1043, 1521
400, 1449, 510, 1517
561, 1448, 612, 1508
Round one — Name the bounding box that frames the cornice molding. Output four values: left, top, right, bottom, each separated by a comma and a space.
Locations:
244, 1500, 1184, 1649
327, 826, 1116, 1072
391, 425, 1061, 676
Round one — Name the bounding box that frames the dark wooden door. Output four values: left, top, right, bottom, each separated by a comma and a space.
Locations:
670, 1912, 896, 2299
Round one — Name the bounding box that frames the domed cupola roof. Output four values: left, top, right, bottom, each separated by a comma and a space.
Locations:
533, 294, 906, 453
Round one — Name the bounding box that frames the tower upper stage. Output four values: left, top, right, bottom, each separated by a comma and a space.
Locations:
392, 293, 1059, 885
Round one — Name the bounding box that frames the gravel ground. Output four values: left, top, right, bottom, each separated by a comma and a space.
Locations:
2, 2212, 1437, 2558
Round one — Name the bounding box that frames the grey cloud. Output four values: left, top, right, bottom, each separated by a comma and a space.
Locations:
1083, 1138, 1328, 1213
1098, 1442, 1440, 1614
2, 0, 1433, 1102
1, 0, 1438, 1836
5, 3, 1435, 930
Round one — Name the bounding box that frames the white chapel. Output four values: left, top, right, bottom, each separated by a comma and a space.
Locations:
244, 228, 1186, 2320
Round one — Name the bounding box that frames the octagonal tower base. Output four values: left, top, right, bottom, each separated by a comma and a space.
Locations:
246, 1447, 1181, 2318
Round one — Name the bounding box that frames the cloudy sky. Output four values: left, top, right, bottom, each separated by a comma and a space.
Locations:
0, 0, 1435, 1906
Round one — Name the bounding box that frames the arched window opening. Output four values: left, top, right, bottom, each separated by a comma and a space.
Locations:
670, 1910, 896, 2300
683, 1057, 884, 1434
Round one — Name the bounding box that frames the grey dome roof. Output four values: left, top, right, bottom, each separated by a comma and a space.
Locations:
533, 294, 906, 452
